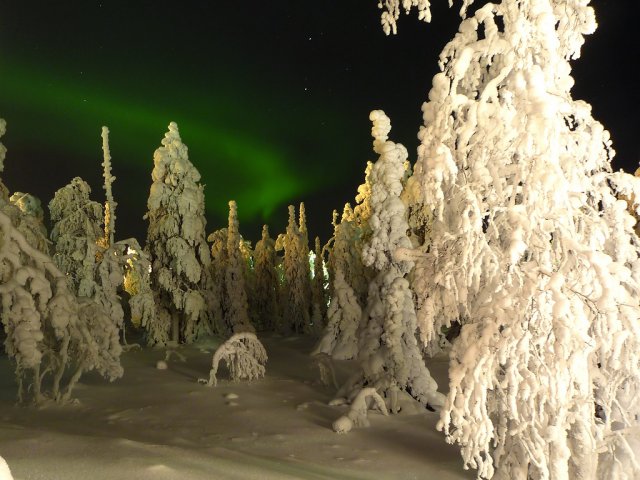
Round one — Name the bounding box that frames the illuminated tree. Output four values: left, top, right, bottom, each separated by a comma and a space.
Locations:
338, 110, 445, 414
277, 205, 310, 333
8, 192, 49, 254
252, 225, 279, 331
0, 120, 121, 404
221, 200, 253, 333
379, 1, 640, 478
49, 177, 104, 298
144, 122, 212, 343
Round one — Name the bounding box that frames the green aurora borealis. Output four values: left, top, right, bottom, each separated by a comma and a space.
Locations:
0, 54, 347, 240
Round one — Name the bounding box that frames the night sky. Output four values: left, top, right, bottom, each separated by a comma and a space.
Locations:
0, 1, 637, 246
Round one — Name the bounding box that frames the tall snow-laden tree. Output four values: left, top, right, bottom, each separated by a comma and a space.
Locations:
379, 1, 640, 478
252, 225, 280, 331
145, 122, 212, 343
221, 200, 254, 333
341, 110, 445, 413
207, 227, 227, 335
49, 177, 104, 298
277, 205, 311, 334
100, 126, 117, 248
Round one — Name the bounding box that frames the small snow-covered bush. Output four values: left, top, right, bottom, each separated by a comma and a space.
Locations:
332, 387, 388, 434
200, 332, 267, 387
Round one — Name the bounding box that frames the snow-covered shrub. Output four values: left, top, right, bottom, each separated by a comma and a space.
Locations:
252, 225, 280, 331
332, 387, 388, 434
312, 268, 361, 360
379, 1, 640, 478
200, 332, 267, 387
144, 122, 213, 343
345, 110, 445, 412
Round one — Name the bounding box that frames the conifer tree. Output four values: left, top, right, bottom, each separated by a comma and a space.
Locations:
278, 205, 310, 333
8, 192, 49, 254
379, 1, 640, 478
252, 225, 279, 331
144, 122, 212, 343
49, 177, 104, 298
344, 110, 444, 413
221, 200, 253, 333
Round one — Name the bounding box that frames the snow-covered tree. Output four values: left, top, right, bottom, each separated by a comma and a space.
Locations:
340, 110, 445, 415
310, 236, 327, 329
277, 205, 311, 333
221, 200, 253, 333
379, 1, 640, 478
49, 177, 104, 298
199, 332, 267, 387
7, 192, 49, 254
326, 204, 369, 307
144, 122, 212, 343
252, 225, 280, 331
207, 227, 227, 334
312, 268, 361, 360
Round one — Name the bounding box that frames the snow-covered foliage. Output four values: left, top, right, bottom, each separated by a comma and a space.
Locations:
326, 204, 369, 306
207, 227, 227, 334
0, 209, 122, 404
332, 387, 388, 434
49, 177, 103, 297
380, 1, 640, 478
100, 126, 117, 248
310, 236, 327, 329
0, 456, 14, 480
350, 110, 445, 413
7, 192, 49, 254
312, 268, 361, 360
277, 205, 311, 334
200, 332, 267, 387
252, 225, 280, 331
144, 122, 213, 343
122, 241, 164, 344
0, 119, 8, 201
221, 200, 254, 333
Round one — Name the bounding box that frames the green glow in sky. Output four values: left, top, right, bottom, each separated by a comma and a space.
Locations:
0, 56, 344, 235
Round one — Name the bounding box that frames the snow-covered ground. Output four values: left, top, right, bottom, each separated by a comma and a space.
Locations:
0, 334, 472, 480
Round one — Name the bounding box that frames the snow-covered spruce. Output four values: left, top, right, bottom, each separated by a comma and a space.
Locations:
49, 177, 104, 298
144, 122, 213, 344
379, 1, 640, 479
199, 332, 267, 387
312, 268, 361, 360
252, 225, 280, 331
337, 110, 445, 416
221, 200, 254, 334
277, 205, 311, 334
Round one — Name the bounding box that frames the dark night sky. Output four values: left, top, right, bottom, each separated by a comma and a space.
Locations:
0, 1, 638, 246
